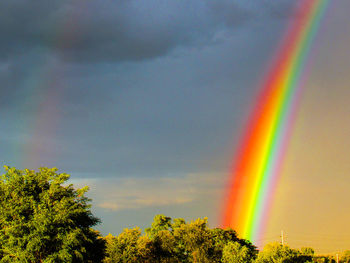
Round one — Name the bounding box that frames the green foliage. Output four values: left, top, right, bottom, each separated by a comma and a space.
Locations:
342, 251, 350, 263
301, 247, 315, 256
210, 227, 256, 261
0, 166, 345, 262
222, 241, 255, 263
0, 167, 105, 263
103, 228, 147, 263
172, 217, 212, 262
145, 215, 172, 238
104, 215, 257, 263
312, 256, 336, 263
256, 242, 312, 263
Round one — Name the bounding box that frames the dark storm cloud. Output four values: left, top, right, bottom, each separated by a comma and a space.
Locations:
0, 0, 295, 63
1, 0, 298, 176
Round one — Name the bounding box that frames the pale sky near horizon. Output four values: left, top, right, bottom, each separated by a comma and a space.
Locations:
1, 0, 349, 254
267, 2, 350, 253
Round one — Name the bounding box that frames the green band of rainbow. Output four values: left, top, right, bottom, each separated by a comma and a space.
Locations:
222, 0, 329, 243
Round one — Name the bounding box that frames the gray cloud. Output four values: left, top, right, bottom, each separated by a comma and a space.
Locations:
1, 0, 297, 175
0, 0, 295, 63
258, 0, 295, 19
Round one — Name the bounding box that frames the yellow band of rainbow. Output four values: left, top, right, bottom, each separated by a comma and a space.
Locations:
222, 0, 329, 243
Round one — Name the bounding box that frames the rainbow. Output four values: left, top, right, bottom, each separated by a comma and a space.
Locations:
222, 0, 329, 243
19, 5, 86, 168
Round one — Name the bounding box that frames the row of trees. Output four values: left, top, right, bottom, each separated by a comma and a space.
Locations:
0, 167, 349, 262
103, 215, 350, 263
104, 215, 257, 262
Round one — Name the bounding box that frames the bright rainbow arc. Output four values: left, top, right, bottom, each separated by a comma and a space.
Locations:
222, 0, 329, 243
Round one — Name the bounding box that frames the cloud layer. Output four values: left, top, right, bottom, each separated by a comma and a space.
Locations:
71, 172, 223, 211
0, 0, 295, 63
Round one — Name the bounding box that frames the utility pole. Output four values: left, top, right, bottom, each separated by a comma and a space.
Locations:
281, 230, 284, 246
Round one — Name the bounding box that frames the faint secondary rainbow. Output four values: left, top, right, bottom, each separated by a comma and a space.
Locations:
222, 0, 329, 243
19, 2, 87, 169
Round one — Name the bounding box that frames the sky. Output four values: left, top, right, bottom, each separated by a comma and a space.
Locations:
1, 0, 349, 254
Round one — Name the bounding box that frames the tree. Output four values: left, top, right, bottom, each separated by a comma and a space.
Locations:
222, 241, 255, 263
301, 247, 315, 257
145, 215, 172, 238
104, 227, 145, 263
146, 215, 257, 263
172, 217, 213, 263
256, 242, 312, 263
145, 215, 185, 262
341, 251, 350, 263
105, 215, 257, 263
0, 166, 105, 263
312, 255, 335, 263
209, 227, 257, 261
104, 226, 176, 263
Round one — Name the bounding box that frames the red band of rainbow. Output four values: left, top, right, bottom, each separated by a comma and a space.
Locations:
222, 0, 329, 243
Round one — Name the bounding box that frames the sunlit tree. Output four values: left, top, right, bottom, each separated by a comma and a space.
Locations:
256, 242, 312, 263
301, 247, 315, 257
104, 228, 145, 263
0, 166, 104, 262
341, 250, 350, 263
222, 241, 255, 263
105, 215, 257, 263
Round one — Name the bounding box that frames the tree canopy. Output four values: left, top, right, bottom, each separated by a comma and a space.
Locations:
0, 166, 105, 263
341, 250, 350, 263
0, 166, 347, 262
104, 214, 257, 263
255, 242, 312, 263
